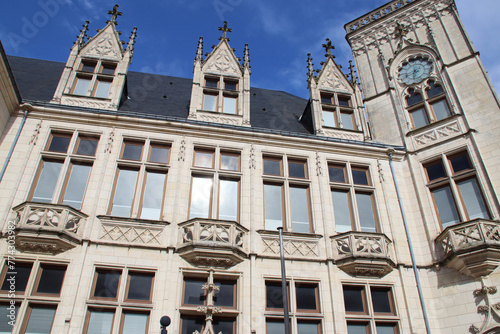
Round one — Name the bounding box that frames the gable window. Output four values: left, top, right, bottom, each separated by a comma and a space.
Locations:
424, 151, 490, 229
202, 76, 239, 114
406, 80, 451, 129
109, 139, 170, 220
71, 59, 117, 99
321, 92, 357, 130
329, 163, 379, 233
263, 156, 312, 233
29, 131, 99, 210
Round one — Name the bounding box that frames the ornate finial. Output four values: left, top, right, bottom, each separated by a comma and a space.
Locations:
307, 53, 315, 78
126, 27, 137, 52
196, 36, 204, 61
243, 44, 250, 69
76, 20, 89, 46
218, 21, 232, 41
107, 4, 122, 25
322, 38, 335, 58
348, 60, 358, 85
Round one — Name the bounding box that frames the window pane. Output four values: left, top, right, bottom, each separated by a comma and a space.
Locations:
296, 284, 317, 310
431, 99, 450, 120
25, 306, 56, 334
371, 287, 392, 313
140, 171, 166, 220
321, 94, 333, 104
76, 138, 98, 156
338, 96, 351, 107
426, 81, 443, 98
189, 177, 213, 219
376, 323, 398, 334
32, 161, 63, 203
329, 166, 346, 183
264, 158, 281, 175
122, 142, 143, 160
1, 263, 32, 292
343, 286, 365, 313
223, 96, 237, 114
203, 94, 217, 111
341, 111, 354, 130
449, 153, 471, 173
219, 179, 238, 221
122, 313, 148, 334
426, 161, 446, 181
267, 320, 285, 334
48, 135, 71, 153
62, 164, 91, 209
264, 184, 283, 230
410, 107, 429, 128
221, 154, 239, 171
205, 78, 218, 88
183, 279, 205, 305
93, 271, 120, 298
73, 77, 91, 95
149, 146, 169, 163
194, 151, 213, 168
94, 80, 111, 98
458, 178, 489, 220
110, 169, 138, 217
266, 283, 284, 309
101, 64, 116, 75
181, 316, 203, 334
406, 89, 422, 106
36, 266, 65, 294
347, 323, 369, 334
86, 310, 114, 334
323, 110, 336, 127
213, 318, 234, 334
290, 187, 310, 233
0, 303, 18, 333
356, 193, 377, 233
432, 186, 460, 228
127, 273, 153, 301
214, 281, 235, 307
288, 161, 306, 178
224, 80, 237, 90
81, 62, 96, 72
352, 169, 369, 185
298, 322, 319, 334
332, 190, 352, 233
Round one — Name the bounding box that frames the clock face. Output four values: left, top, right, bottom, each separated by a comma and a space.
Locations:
399, 58, 433, 85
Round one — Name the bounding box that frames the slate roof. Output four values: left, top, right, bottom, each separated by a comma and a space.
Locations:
7, 55, 311, 134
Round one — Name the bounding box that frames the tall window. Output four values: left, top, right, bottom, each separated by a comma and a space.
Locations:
424, 151, 490, 229
320, 92, 357, 130
202, 76, 239, 114
343, 284, 399, 334
263, 156, 312, 233
406, 80, 451, 129
329, 163, 379, 233
84, 267, 155, 334
189, 148, 241, 221
109, 139, 170, 220
0, 260, 67, 333
265, 279, 322, 334
71, 59, 116, 98
29, 131, 99, 210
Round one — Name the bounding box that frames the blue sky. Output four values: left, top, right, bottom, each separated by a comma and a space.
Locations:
1, 0, 499, 99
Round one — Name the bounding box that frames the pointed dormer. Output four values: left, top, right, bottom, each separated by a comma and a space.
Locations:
51, 4, 137, 111
188, 22, 251, 127
306, 39, 369, 141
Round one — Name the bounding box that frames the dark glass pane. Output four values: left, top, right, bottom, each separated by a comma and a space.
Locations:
266, 283, 284, 308
205, 78, 218, 88
288, 161, 306, 178
298, 322, 319, 334
48, 135, 71, 153
371, 287, 392, 313
76, 138, 98, 156
1, 263, 32, 292
25, 306, 56, 333
352, 169, 369, 185
0, 303, 18, 332
426, 81, 443, 98
338, 96, 351, 107
296, 284, 317, 310
213, 318, 235, 334
81, 62, 96, 72
224, 81, 237, 90
264, 159, 281, 176
181, 316, 203, 334
343, 286, 365, 313
149, 146, 169, 163
94, 271, 120, 298
214, 281, 235, 307
101, 64, 116, 75
183, 279, 205, 305
329, 166, 345, 183
122, 142, 143, 160
321, 95, 332, 104
426, 161, 446, 181
36, 266, 65, 294
347, 322, 369, 334
267, 319, 285, 334
127, 273, 153, 300
406, 89, 422, 106
449, 153, 471, 173
376, 323, 397, 334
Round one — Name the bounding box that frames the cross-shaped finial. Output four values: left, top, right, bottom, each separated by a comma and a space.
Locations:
218, 21, 232, 40
107, 4, 122, 25
322, 38, 335, 57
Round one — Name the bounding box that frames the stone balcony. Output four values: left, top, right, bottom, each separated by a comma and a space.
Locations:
331, 231, 395, 277
435, 219, 500, 278
177, 218, 248, 269
10, 201, 87, 254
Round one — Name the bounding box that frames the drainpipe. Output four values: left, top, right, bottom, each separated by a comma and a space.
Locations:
0, 106, 30, 183
387, 149, 431, 334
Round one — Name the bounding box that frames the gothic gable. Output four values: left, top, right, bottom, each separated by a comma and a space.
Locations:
203, 40, 242, 77
80, 24, 123, 61
316, 57, 352, 93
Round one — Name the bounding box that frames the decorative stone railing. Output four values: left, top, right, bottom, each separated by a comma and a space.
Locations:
331, 231, 395, 277
10, 202, 87, 254
259, 230, 322, 259
435, 219, 500, 278
177, 219, 248, 268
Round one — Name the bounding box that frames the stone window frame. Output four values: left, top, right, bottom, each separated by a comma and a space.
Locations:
320, 91, 357, 131
108, 138, 171, 220
202, 75, 240, 114
28, 130, 100, 210
262, 155, 313, 233
70, 58, 117, 99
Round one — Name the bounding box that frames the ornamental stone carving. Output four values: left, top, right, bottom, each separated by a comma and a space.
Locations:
323, 129, 364, 141
205, 48, 239, 75
413, 119, 462, 148
83, 33, 120, 60
98, 216, 166, 246
262, 237, 320, 258
62, 97, 111, 110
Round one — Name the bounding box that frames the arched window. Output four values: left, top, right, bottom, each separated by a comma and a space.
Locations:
406, 80, 451, 129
